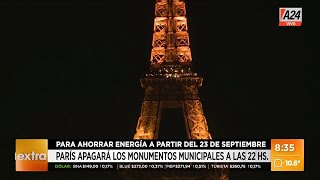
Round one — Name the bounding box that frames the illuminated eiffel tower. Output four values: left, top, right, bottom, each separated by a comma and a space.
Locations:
134, 0, 212, 142
130, 0, 228, 179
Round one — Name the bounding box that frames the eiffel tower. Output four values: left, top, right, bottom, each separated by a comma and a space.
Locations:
135, 0, 212, 142
130, 0, 228, 179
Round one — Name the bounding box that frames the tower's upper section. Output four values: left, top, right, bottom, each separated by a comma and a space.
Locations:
150, 0, 192, 68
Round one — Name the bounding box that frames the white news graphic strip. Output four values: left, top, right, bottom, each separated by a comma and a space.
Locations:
48, 149, 270, 163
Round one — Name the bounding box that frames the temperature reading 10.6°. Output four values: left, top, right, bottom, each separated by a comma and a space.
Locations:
286, 160, 301, 166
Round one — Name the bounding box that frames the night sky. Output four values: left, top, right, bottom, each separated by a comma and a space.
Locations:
3, 0, 318, 179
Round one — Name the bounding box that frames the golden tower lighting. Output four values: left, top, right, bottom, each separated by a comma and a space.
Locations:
134, 0, 213, 141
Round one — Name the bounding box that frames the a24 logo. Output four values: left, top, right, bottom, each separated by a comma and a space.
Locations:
279, 8, 302, 26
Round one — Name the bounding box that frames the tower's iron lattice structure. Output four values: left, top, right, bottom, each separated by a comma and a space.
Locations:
134, 0, 210, 141
130, 0, 228, 179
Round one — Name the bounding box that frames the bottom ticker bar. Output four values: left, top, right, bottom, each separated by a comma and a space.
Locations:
49, 163, 270, 171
